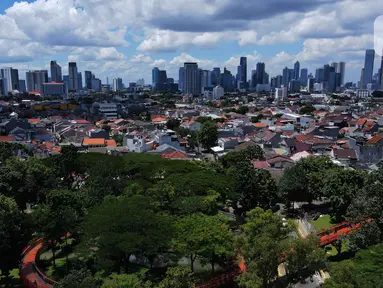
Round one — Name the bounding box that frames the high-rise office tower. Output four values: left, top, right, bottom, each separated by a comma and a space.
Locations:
294, 61, 300, 80
315, 68, 324, 83
239, 57, 247, 84
276, 75, 283, 88
360, 68, 365, 89
363, 49, 375, 88
211, 68, 221, 86
328, 67, 336, 92
300, 68, 308, 88
0, 68, 13, 92
256, 62, 265, 85
178, 67, 185, 91
158, 70, 167, 91
220, 68, 233, 92
201, 70, 212, 90
10, 69, 19, 90
113, 78, 123, 91
85, 71, 92, 89
77, 72, 83, 90
331, 62, 338, 73
152, 67, 159, 89
18, 80, 26, 93
50, 61, 62, 82
184, 62, 201, 95
323, 64, 330, 82
282, 67, 289, 87
68, 62, 78, 91
26, 70, 48, 92
339, 62, 346, 86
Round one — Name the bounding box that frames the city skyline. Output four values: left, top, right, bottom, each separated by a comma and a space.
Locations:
0, 0, 382, 84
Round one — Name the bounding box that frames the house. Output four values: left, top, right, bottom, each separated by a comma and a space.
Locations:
88, 129, 109, 139
9, 127, 28, 141
253, 130, 281, 148
181, 120, 201, 132
82, 138, 106, 148
0, 119, 33, 135
218, 137, 240, 150
252, 155, 294, 170
124, 133, 148, 152
234, 140, 259, 151
162, 150, 189, 160
331, 148, 358, 166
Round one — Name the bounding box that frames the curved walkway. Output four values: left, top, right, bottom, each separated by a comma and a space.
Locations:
20, 239, 55, 288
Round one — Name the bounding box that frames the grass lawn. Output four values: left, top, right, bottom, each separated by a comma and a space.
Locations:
309, 215, 332, 232
0, 268, 21, 288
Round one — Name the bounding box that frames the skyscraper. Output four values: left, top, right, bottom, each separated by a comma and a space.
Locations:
363, 49, 375, 88
331, 62, 339, 73
178, 67, 185, 92
201, 70, 212, 90
0, 68, 12, 92
184, 63, 201, 95
26, 70, 48, 92
152, 67, 159, 89
77, 72, 83, 90
315, 68, 324, 83
339, 62, 346, 86
300, 68, 308, 88
50, 61, 62, 82
18, 80, 26, 93
113, 78, 123, 91
239, 57, 247, 84
85, 71, 92, 89
256, 62, 265, 85
158, 70, 167, 91
211, 68, 221, 86
282, 67, 289, 87
294, 61, 300, 80
68, 62, 78, 91
10, 69, 19, 90
220, 68, 233, 92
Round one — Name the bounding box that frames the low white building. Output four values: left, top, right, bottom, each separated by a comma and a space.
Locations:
213, 85, 224, 99
275, 86, 288, 101
42, 82, 67, 97
99, 103, 118, 120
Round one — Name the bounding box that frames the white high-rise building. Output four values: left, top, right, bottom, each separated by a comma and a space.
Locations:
68, 62, 78, 91
137, 78, 145, 86
275, 86, 288, 101
113, 78, 123, 91
0, 67, 12, 93
213, 85, 224, 99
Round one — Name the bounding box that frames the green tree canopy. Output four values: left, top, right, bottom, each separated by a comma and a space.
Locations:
0, 195, 30, 279
197, 121, 218, 150
166, 118, 181, 130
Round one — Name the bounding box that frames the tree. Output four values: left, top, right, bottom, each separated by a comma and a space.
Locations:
228, 162, 277, 213
55, 269, 98, 288
166, 118, 181, 130
237, 208, 292, 288
251, 114, 264, 123
221, 145, 264, 169
51, 145, 80, 189
300, 105, 315, 115
101, 273, 143, 288
347, 221, 381, 252
195, 116, 213, 124
0, 196, 30, 282
278, 157, 335, 205
33, 190, 84, 268
285, 235, 326, 282
102, 124, 111, 134
172, 214, 233, 273
82, 195, 173, 273
236, 106, 249, 115
321, 169, 366, 222
157, 267, 195, 288
0, 157, 56, 210
323, 261, 357, 288
197, 121, 218, 150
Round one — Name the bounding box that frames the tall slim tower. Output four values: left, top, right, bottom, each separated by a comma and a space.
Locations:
0, 68, 12, 92
294, 61, 300, 80
363, 49, 375, 88
184, 62, 201, 95
339, 62, 346, 86
239, 57, 247, 84
178, 67, 185, 92
68, 62, 78, 91
50, 61, 62, 82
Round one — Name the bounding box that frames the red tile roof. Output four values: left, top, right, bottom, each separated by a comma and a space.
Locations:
0, 136, 14, 142
162, 150, 188, 159
105, 139, 117, 147
356, 118, 367, 126
252, 160, 270, 169
82, 138, 106, 146
28, 118, 40, 124
367, 135, 383, 144
75, 119, 89, 124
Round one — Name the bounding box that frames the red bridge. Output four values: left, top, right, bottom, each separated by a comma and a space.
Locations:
317, 219, 372, 246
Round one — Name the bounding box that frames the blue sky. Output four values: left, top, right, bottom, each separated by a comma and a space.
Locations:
0, 0, 381, 84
